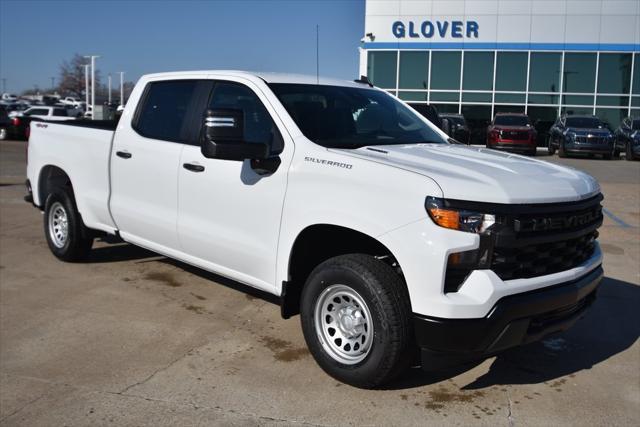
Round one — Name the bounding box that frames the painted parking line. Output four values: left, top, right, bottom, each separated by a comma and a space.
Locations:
602, 208, 633, 228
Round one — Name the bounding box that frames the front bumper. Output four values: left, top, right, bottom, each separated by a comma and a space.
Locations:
489, 140, 536, 153
415, 265, 603, 370
565, 142, 613, 154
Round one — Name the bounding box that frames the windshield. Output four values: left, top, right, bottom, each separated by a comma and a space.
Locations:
565, 117, 602, 129
269, 83, 447, 148
494, 115, 530, 126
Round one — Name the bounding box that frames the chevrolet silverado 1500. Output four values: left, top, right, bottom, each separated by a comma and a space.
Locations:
26, 71, 604, 388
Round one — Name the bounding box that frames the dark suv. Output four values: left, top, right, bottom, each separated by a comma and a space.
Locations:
439, 113, 470, 144
614, 116, 639, 161
486, 113, 537, 155
548, 115, 616, 159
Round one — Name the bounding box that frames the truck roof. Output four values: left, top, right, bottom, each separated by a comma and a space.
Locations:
140, 70, 368, 88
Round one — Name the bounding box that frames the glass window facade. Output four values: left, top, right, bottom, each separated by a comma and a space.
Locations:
463, 52, 494, 91
430, 52, 461, 90
562, 53, 596, 93
529, 53, 561, 93
366, 49, 638, 139
496, 52, 527, 92
367, 51, 397, 89
399, 51, 428, 89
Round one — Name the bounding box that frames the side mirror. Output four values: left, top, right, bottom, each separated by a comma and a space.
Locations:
201, 109, 268, 161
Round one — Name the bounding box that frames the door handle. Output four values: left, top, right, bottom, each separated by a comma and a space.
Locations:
183, 163, 205, 172
116, 151, 132, 159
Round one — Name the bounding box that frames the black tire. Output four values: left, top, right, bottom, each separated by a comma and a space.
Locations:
627, 143, 637, 161
43, 188, 93, 261
300, 254, 413, 388
528, 149, 536, 157
547, 137, 556, 155
558, 140, 567, 158
603, 152, 612, 160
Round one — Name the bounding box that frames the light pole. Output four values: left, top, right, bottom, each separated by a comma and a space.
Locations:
83, 64, 90, 111
119, 71, 125, 106
84, 55, 100, 119
108, 73, 112, 104
50, 77, 55, 92
1, 78, 6, 93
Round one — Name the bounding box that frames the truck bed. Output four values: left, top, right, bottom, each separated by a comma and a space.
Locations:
27, 120, 118, 233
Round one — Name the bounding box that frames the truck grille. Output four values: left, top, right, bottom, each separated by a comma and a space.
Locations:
504, 130, 529, 140
442, 194, 603, 293
492, 230, 598, 280
490, 194, 603, 281
575, 135, 607, 144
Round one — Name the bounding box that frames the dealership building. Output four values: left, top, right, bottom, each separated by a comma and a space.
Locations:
360, 0, 640, 139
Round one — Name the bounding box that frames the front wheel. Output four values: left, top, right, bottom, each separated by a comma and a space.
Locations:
547, 136, 556, 155
627, 143, 637, 161
558, 140, 567, 158
300, 254, 413, 388
44, 189, 93, 261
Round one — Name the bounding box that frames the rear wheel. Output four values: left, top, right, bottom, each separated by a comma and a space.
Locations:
44, 188, 93, 261
300, 254, 413, 388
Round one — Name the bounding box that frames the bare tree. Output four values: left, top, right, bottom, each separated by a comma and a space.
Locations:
58, 54, 101, 98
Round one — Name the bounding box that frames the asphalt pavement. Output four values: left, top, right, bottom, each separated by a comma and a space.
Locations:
0, 140, 638, 426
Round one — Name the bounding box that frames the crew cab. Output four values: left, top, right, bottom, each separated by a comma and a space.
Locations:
26, 71, 604, 388
548, 115, 616, 159
614, 116, 639, 161
486, 113, 537, 156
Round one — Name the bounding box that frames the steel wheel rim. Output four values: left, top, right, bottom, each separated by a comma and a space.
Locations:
314, 284, 373, 365
48, 202, 68, 248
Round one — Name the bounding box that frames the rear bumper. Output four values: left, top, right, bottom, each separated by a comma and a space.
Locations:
414, 265, 603, 370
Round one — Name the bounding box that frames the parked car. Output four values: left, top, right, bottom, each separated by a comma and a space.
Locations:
1, 93, 18, 102
486, 113, 537, 155
26, 70, 603, 388
614, 116, 640, 161
8, 106, 75, 139
59, 97, 83, 107
4, 103, 30, 118
408, 103, 443, 129
548, 115, 616, 159
439, 113, 470, 144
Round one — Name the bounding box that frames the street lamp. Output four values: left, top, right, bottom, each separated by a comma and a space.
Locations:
84, 55, 100, 119
83, 64, 90, 112
108, 73, 112, 104
119, 71, 125, 106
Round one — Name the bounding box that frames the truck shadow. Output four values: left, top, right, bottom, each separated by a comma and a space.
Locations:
387, 276, 640, 390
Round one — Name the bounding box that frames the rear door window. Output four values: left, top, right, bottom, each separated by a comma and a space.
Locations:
134, 80, 198, 142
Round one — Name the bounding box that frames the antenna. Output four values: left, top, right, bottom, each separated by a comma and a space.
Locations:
316, 24, 319, 84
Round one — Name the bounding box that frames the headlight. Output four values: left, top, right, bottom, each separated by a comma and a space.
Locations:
425, 197, 495, 233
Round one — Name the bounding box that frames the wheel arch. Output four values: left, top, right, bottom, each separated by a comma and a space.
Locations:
280, 223, 407, 319
37, 164, 75, 208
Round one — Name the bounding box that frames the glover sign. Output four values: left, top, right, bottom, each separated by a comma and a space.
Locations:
392, 20, 479, 39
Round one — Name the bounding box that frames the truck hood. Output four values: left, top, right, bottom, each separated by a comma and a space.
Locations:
336, 144, 600, 204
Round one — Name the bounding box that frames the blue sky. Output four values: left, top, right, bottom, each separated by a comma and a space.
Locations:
0, 0, 365, 93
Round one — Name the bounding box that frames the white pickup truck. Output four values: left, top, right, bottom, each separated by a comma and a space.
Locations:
26, 71, 604, 388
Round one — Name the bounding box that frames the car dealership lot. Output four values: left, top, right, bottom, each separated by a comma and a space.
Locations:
0, 140, 638, 426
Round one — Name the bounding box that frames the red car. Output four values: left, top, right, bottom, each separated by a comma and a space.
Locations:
486, 113, 537, 156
